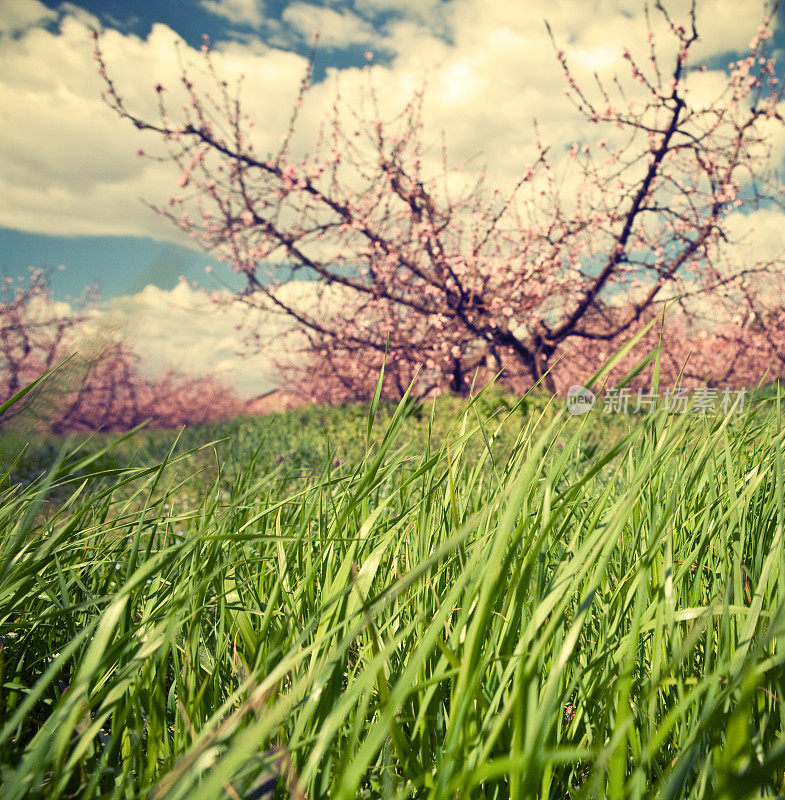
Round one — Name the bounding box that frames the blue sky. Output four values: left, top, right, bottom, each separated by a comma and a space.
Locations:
1, 0, 782, 392
1, 229, 215, 300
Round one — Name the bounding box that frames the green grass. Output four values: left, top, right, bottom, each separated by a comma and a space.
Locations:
2, 378, 785, 799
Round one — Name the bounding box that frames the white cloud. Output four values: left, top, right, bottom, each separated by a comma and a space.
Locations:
722, 207, 785, 267
0, 15, 309, 241
98, 282, 290, 396
56, 2, 101, 30
200, 0, 264, 28
89, 280, 352, 396
0, 0, 56, 36
354, 0, 443, 25
282, 3, 376, 48
0, 0, 780, 249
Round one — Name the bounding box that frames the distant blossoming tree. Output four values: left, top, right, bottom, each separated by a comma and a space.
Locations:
48, 342, 245, 433
95, 1, 785, 400
0, 271, 243, 432
0, 268, 87, 425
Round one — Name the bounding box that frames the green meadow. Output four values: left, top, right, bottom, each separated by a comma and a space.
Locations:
2, 374, 785, 799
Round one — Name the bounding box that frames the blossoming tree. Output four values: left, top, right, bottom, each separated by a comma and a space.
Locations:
95, 2, 785, 399
0, 271, 243, 432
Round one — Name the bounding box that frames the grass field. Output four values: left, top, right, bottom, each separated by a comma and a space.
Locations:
2, 371, 785, 799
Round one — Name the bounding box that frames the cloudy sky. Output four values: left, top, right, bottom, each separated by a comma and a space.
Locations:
1, 0, 783, 394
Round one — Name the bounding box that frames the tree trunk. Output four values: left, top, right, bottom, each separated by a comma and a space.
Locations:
450, 358, 468, 395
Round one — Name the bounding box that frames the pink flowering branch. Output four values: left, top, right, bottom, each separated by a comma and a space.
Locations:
94, 3, 785, 400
